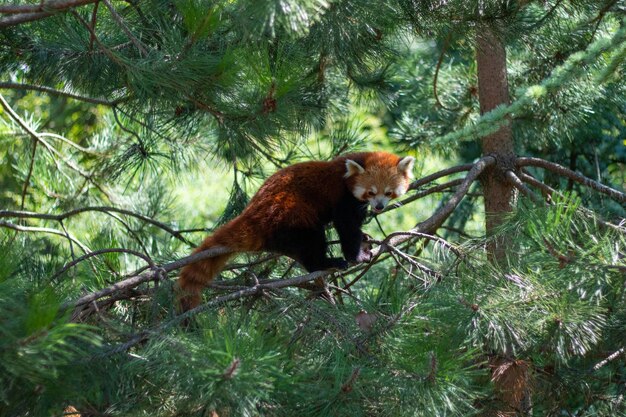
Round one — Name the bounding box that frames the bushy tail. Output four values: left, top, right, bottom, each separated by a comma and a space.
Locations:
177, 217, 261, 312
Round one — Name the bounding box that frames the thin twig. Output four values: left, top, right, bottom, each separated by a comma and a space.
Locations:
89, 0, 100, 50
70, 9, 125, 66
592, 347, 625, 371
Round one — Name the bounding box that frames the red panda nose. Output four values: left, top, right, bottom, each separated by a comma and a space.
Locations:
375, 203, 384, 211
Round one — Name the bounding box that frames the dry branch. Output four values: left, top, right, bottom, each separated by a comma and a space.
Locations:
517, 157, 626, 203
0, 0, 98, 14
63, 245, 231, 310
505, 170, 541, 203
0, 0, 99, 27
408, 163, 473, 190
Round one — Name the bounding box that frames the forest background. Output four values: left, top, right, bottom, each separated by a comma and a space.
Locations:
0, 1, 625, 416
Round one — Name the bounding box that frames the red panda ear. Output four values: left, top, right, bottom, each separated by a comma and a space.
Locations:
397, 156, 415, 178
344, 159, 365, 178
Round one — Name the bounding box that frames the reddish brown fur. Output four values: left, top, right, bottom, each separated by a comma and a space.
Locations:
177, 151, 412, 311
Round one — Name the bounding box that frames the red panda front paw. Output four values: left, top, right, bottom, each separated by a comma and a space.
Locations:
356, 248, 373, 263
357, 234, 373, 263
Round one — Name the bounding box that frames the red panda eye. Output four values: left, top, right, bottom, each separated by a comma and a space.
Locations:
385, 191, 392, 197
367, 191, 376, 197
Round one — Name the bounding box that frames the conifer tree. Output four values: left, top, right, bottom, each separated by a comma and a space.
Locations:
1, 1, 625, 416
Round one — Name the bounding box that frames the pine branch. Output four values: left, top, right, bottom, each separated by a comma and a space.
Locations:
520, 170, 626, 233
0, 93, 111, 197
101, 269, 331, 354
432, 19, 626, 147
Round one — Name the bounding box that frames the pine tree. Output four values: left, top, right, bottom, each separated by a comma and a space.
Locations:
1, 1, 625, 416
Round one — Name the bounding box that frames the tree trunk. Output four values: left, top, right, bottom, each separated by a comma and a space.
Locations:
476, 26, 530, 417
476, 25, 516, 261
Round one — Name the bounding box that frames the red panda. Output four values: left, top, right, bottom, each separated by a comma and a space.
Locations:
178, 151, 415, 311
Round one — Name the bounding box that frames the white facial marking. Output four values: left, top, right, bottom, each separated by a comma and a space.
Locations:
394, 184, 407, 197
352, 185, 366, 200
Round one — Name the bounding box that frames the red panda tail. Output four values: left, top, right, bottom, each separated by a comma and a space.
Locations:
177, 217, 262, 312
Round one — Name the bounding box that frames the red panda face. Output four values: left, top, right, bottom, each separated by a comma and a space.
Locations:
345, 156, 415, 213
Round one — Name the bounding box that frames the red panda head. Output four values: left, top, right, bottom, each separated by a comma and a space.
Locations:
344, 153, 415, 213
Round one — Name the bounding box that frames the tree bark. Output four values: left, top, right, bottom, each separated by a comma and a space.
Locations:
476, 26, 516, 261
476, 26, 530, 417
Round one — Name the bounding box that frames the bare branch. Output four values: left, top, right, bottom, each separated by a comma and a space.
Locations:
0, 0, 98, 14
64, 246, 232, 310
408, 163, 474, 191
518, 171, 555, 201
0, 0, 99, 27
592, 347, 625, 371
389, 178, 464, 212
0, 11, 57, 27
517, 157, 626, 203
505, 170, 542, 203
